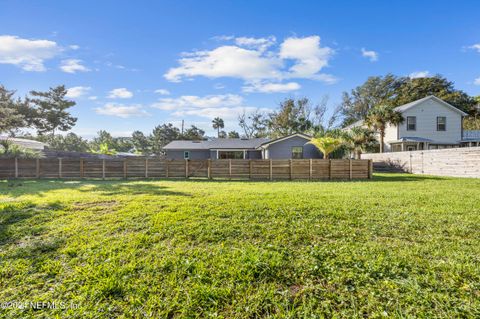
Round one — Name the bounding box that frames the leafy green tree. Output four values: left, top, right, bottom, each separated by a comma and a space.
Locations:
394, 75, 477, 115
91, 130, 114, 150
308, 136, 344, 159
29, 85, 77, 136
341, 74, 402, 126
227, 131, 240, 138
344, 127, 378, 159
212, 117, 225, 138
91, 143, 117, 155
113, 137, 134, 153
182, 125, 205, 140
131, 130, 151, 155
150, 123, 181, 155
238, 111, 268, 138
0, 140, 41, 158
0, 85, 26, 134
365, 105, 404, 153
268, 98, 313, 137
37, 133, 89, 152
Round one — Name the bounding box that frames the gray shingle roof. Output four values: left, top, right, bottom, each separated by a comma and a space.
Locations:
163, 138, 271, 150
0, 136, 48, 150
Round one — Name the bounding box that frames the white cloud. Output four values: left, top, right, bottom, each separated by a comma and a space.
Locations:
152, 94, 243, 111
66, 86, 91, 98
0, 35, 60, 71
242, 81, 300, 93
474, 77, 480, 86
151, 93, 269, 120
409, 71, 430, 78
235, 36, 276, 52
279, 36, 334, 79
361, 48, 378, 62
172, 106, 263, 120
165, 45, 282, 82
108, 88, 133, 99
469, 44, 480, 53
154, 89, 170, 95
60, 59, 90, 73
165, 35, 335, 84
69, 44, 80, 50
88, 96, 98, 100
95, 103, 149, 118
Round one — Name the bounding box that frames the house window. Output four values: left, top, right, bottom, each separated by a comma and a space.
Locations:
218, 151, 244, 159
406, 116, 416, 131
291, 146, 303, 159
184, 151, 190, 159
437, 117, 446, 131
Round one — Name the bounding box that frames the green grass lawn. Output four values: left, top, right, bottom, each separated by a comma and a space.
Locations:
1, 174, 479, 318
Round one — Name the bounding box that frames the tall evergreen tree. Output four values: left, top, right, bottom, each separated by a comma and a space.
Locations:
29, 85, 77, 136
0, 85, 26, 134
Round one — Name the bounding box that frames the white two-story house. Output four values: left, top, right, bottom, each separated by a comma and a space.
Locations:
345, 95, 475, 152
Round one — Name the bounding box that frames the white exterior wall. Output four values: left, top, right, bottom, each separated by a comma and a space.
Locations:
383, 124, 398, 151
397, 99, 462, 144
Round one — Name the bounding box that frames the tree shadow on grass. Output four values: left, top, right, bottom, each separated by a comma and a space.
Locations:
0, 180, 190, 198
0, 201, 65, 247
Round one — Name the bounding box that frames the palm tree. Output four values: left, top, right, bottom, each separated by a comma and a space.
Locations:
364, 105, 404, 153
344, 127, 377, 159
212, 117, 225, 138
309, 136, 343, 159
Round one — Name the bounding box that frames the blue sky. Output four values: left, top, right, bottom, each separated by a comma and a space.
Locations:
1, 0, 479, 138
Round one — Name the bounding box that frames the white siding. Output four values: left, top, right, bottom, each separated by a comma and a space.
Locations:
383, 124, 398, 151
397, 99, 462, 144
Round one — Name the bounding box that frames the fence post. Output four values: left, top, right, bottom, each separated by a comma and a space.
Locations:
249, 160, 252, 180
269, 159, 273, 180
207, 159, 211, 179
229, 159, 232, 179
349, 159, 352, 180
145, 158, 149, 178
328, 159, 332, 180
309, 159, 313, 180
36, 158, 40, 178
102, 159, 106, 180
59, 158, 63, 178
80, 159, 84, 179
123, 159, 127, 179
368, 159, 373, 179
289, 159, 293, 180
185, 159, 189, 179
166, 160, 169, 178
14, 157, 18, 178
409, 153, 413, 173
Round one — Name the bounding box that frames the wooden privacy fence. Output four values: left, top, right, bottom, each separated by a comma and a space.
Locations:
0, 158, 373, 180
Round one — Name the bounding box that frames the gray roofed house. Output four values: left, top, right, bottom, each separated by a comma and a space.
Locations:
0, 136, 48, 150
163, 133, 322, 160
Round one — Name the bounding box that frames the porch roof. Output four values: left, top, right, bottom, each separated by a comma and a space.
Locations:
388, 137, 433, 143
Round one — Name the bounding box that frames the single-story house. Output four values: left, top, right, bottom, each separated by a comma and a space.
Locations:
163, 133, 323, 160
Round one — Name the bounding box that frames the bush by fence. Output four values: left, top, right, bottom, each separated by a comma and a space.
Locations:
0, 158, 372, 180
362, 147, 480, 178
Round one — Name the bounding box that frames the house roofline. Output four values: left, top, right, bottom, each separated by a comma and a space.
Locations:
256, 132, 311, 149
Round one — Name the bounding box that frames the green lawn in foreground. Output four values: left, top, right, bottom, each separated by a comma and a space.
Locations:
0, 174, 479, 318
